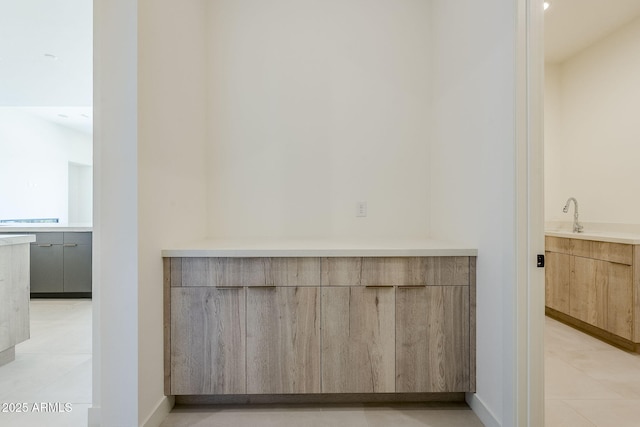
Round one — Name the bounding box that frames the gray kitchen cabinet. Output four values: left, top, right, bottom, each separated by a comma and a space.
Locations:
28, 232, 92, 296
30, 233, 64, 293
62, 232, 92, 293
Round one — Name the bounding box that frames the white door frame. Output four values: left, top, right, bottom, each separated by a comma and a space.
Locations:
516, 0, 545, 426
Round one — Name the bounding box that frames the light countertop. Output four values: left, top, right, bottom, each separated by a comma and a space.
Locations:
545, 230, 640, 245
162, 238, 477, 258
0, 234, 37, 245
0, 224, 92, 232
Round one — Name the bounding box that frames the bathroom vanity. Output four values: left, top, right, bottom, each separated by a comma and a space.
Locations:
163, 239, 477, 403
545, 230, 640, 351
0, 234, 35, 366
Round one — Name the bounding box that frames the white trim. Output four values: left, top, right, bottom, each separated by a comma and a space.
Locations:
515, 0, 546, 426
466, 393, 501, 427
141, 396, 175, 427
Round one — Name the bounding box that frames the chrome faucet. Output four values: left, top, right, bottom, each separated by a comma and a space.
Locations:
563, 197, 583, 233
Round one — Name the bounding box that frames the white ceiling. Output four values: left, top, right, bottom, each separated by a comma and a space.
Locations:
0, 0, 92, 134
545, 0, 640, 63
1, 0, 638, 131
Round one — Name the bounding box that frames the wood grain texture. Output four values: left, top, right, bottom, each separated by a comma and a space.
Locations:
11, 244, 30, 344
321, 287, 395, 393
170, 257, 182, 287
469, 257, 476, 392
545, 252, 571, 313
570, 239, 592, 259
570, 257, 607, 329
546, 236, 571, 254
0, 246, 11, 351
247, 287, 320, 394
606, 262, 633, 340
0, 244, 30, 353
425, 257, 469, 286
591, 241, 633, 265
321, 258, 363, 286
171, 287, 246, 394
321, 257, 469, 287
164, 258, 172, 395
634, 246, 640, 343
181, 257, 320, 287
396, 286, 469, 392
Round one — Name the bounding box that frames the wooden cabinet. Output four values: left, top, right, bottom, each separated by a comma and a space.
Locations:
246, 286, 320, 394
545, 236, 636, 344
165, 255, 476, 397
171, 287, 246, 394
0, 240, 31, 366
396, 286, 470, 392
321, 286, 395, 393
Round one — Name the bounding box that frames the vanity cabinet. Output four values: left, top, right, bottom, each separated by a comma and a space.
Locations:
170, 286, 246, 394
247, 286, 320, 394
321, 286, 395, 393
396, 286, 470, 392
165, 255, 476, 398
546, 236, 636, 345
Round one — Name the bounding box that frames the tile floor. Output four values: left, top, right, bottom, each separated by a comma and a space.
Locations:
3, 300, 640, 427
545, 316, 640, 427
0, 299, 92, 427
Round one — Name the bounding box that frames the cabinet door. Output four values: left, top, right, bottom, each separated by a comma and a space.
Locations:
63, 243, 92, 292
30, 243, 63, 293
396, 286, 469, 392
545, 251, 570, 312
171, 287, 246, 394
570, 257, 607, 329
246, 287, 320, 394
606, 262, 633, 339
321, 286, 395, 393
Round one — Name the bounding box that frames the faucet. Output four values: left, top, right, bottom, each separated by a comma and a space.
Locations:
563, 197, 583, 233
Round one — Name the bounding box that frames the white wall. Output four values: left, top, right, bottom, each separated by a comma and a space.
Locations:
429, 1, 518, 426
98, 1, 530, 426
138, 0, 208, 426
0, 108, 92, 223
206, 0, 431, 239
545, 16, 640, 225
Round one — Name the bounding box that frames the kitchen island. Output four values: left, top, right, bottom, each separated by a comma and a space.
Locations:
163, 239, 477, 404
0, 234, 35, 366
0, 225, 92, 297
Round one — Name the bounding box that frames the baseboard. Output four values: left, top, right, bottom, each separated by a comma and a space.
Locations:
466, 393, 500, 427
141, 396, 175, 427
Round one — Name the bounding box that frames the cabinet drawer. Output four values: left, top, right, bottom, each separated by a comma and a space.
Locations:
590, 241, 632, 265
32, 232, 63, 245
321, 257, 469, 287
176, 257, 320, 287
546, 236, 570, 254
63, 232, 92, 245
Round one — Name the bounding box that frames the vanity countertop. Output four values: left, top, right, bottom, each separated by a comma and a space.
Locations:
162, 238, 478, 258
546, 229, 640, 245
